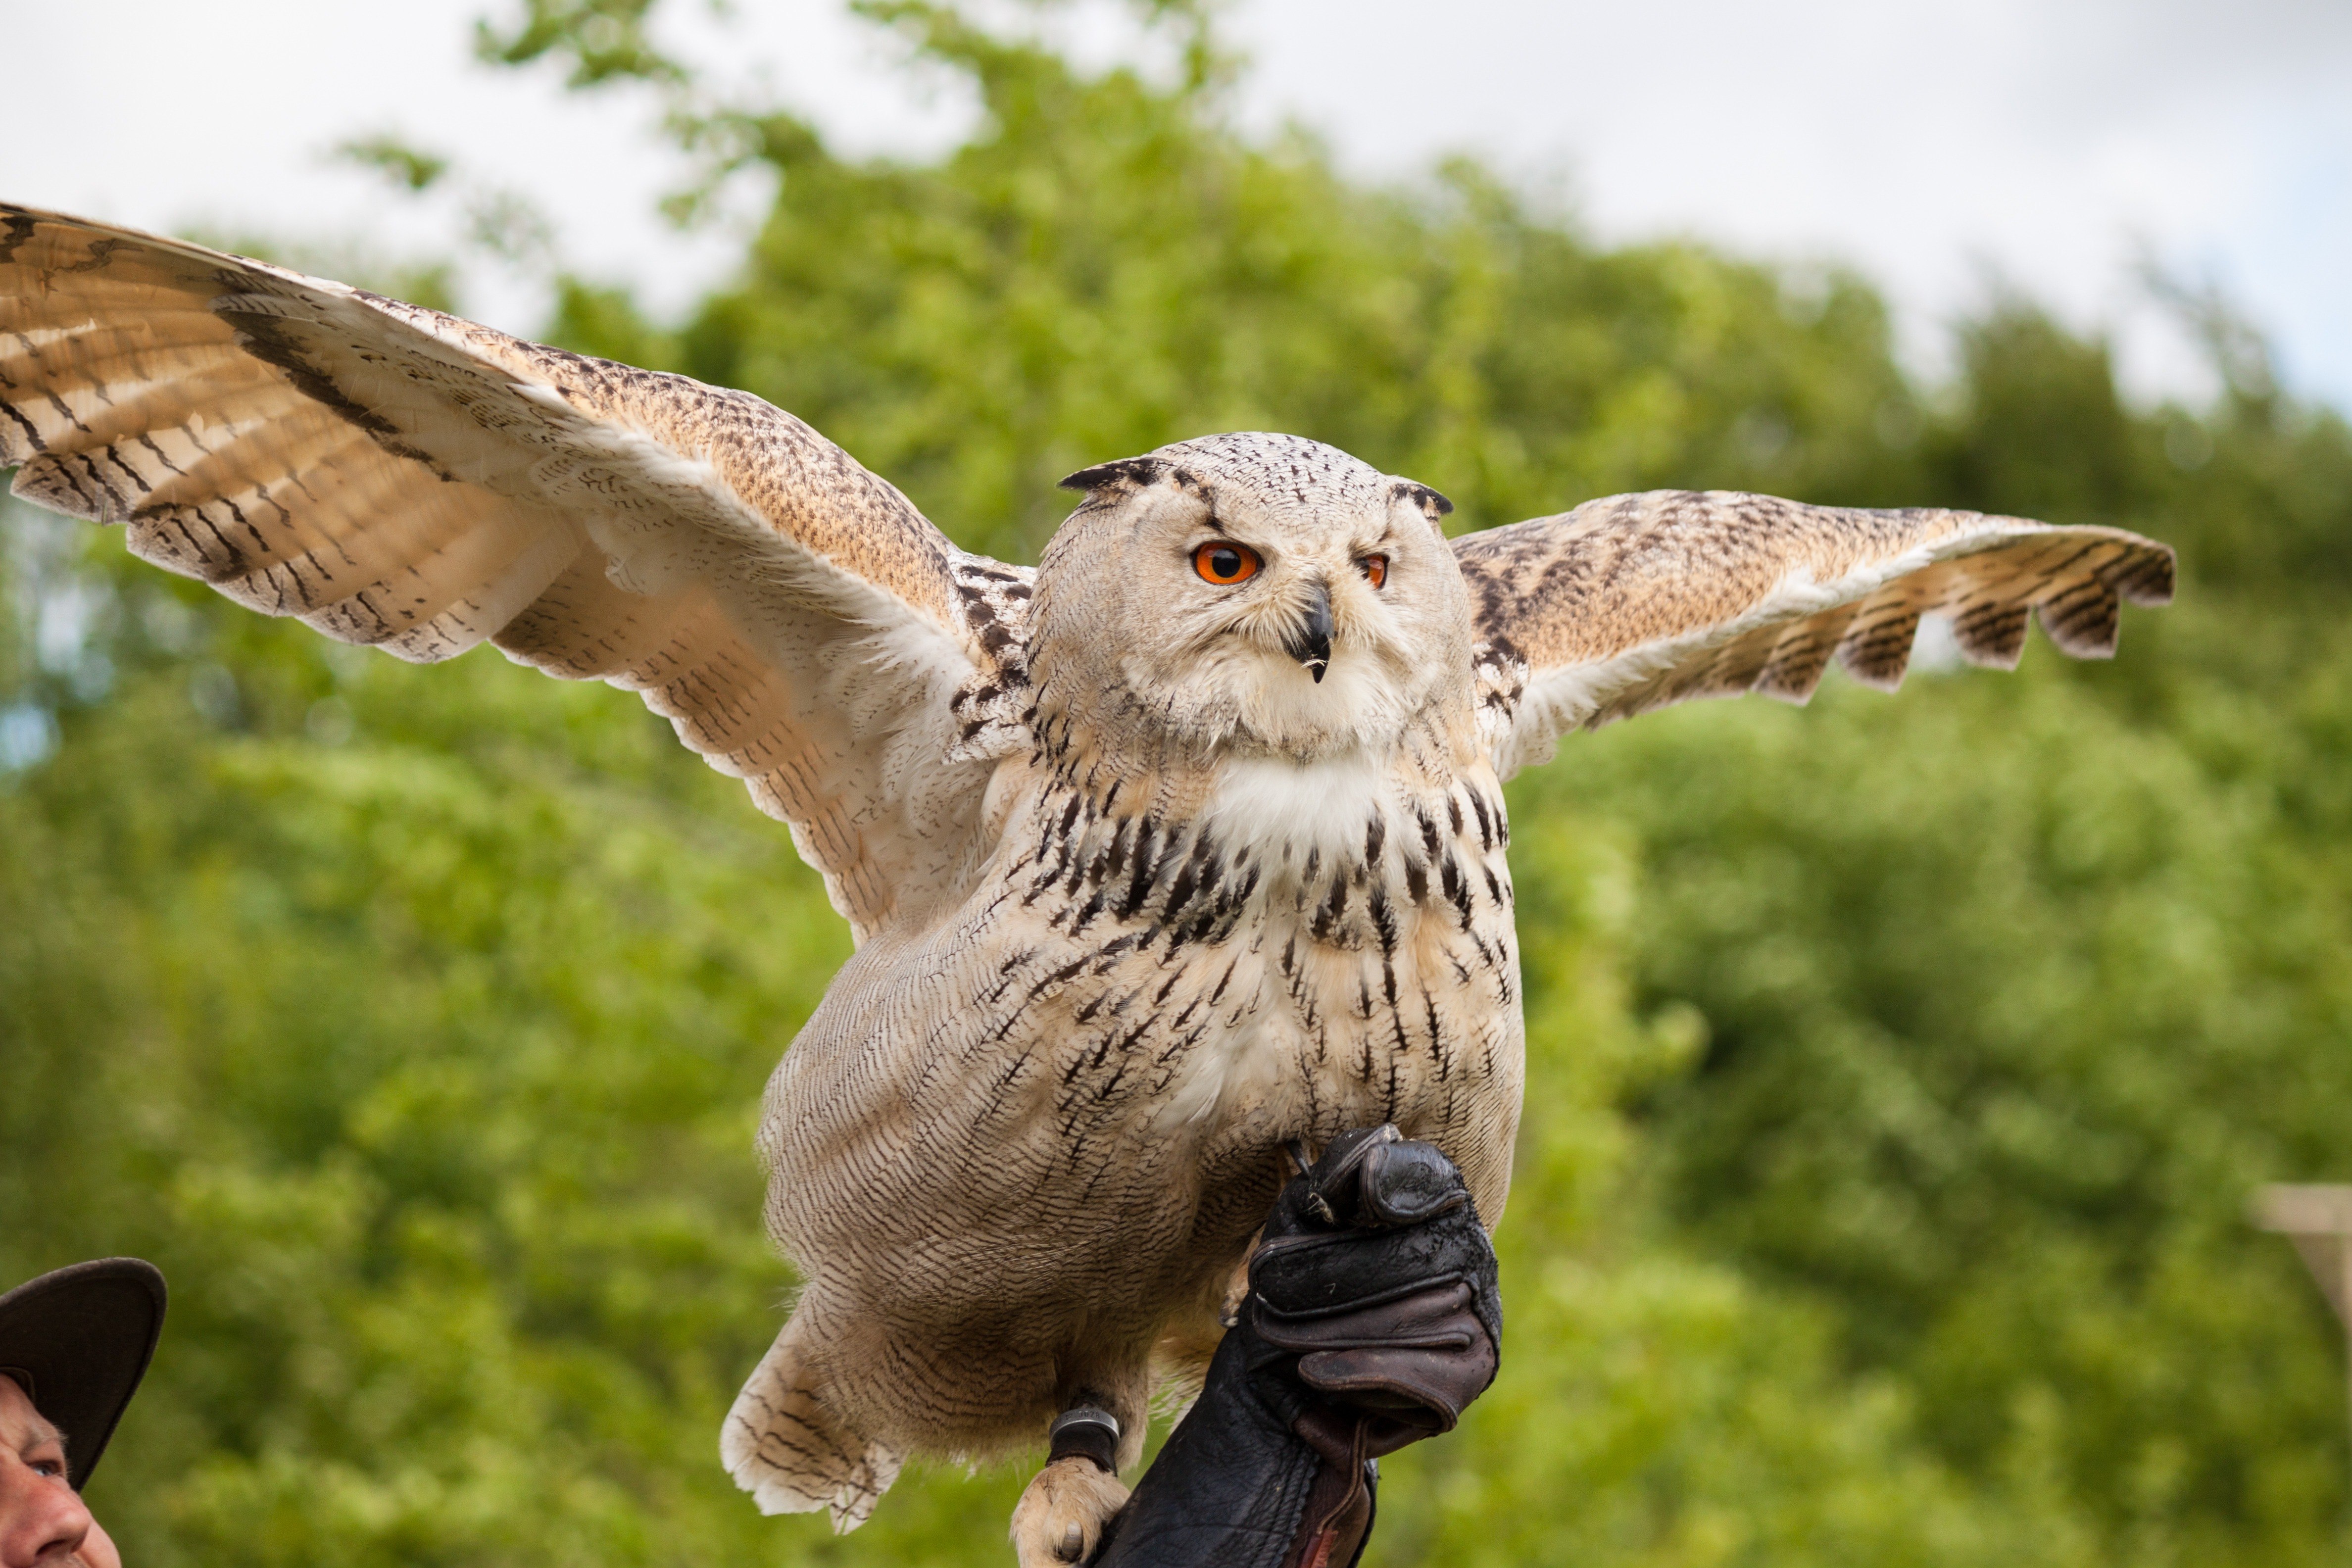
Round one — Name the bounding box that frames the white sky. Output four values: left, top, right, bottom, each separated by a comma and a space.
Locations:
3, 0, 2346, 409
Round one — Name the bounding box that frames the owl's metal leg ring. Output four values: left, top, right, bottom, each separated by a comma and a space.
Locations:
1048, 1406, 1121, 1472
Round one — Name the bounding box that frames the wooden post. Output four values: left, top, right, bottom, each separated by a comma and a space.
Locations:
2254, 1184, 2352, 1505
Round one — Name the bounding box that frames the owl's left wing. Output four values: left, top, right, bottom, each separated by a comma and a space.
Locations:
1454, 490, 2173, 779
0, 204, 1034, 941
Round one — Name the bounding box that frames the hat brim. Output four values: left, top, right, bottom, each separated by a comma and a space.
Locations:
0, 1258, 166, 1490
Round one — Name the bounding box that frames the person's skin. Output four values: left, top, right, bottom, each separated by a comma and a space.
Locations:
0, 1376, 120, 1568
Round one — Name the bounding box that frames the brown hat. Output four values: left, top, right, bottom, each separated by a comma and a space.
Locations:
0, 1259, 166, 1490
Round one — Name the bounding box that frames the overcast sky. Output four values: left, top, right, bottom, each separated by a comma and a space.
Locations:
4, 0, 2346, 409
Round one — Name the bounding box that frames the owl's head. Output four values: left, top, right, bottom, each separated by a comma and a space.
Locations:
1032, 433, 1474, 765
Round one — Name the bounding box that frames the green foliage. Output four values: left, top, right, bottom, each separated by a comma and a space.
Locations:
6, 4, 2350, 1565
335, 135, 454, 194
477, 0, 682, 87
548, 2, 1918, 561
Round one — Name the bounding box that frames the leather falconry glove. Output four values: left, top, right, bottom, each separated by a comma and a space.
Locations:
1084, 1125, 1501, 1568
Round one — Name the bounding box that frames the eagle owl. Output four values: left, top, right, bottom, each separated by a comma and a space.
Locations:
0, 205, 2173, 1561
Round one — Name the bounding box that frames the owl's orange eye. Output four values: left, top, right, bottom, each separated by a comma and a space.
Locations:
1193, 541, 1262, 585
1359, 555, 1389, 589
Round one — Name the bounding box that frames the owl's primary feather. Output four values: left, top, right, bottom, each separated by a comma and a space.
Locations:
0, 206, 2173, 1533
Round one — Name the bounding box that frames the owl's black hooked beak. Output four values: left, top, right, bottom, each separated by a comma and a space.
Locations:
1286, 582, 1334, 683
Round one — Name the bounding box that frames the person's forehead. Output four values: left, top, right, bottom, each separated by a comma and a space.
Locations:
0, 1372, 62, 1450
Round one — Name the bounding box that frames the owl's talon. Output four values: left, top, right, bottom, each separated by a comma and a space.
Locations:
1010, 1453, 1129, 1568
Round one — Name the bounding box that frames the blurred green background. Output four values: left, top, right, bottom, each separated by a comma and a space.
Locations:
5, 3, 2351, 1564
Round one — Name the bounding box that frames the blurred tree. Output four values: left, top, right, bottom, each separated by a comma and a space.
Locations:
3, 2, 2349, 1566
1546, 297, 2352, 1567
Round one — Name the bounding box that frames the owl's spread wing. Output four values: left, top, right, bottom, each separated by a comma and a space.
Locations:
1455, 490, 2173, 779
0, 204, 1033, 940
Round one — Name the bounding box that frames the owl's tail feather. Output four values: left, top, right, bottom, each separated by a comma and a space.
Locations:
722, 1313, 905, 1532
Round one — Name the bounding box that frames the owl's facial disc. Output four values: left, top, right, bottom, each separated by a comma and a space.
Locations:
1039, 435, 1477, 764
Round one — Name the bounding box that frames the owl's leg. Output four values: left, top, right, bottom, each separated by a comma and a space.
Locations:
1008, 1401, 1135, 1567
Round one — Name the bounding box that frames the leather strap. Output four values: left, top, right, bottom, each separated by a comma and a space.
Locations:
1283, 1407, 1374, 1568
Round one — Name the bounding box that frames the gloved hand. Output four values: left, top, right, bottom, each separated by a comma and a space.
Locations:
1087, 1125, 1501, 1568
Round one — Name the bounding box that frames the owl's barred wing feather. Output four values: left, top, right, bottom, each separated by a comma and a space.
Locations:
0, 203, 1033, 939
1456, 490, 2173, 778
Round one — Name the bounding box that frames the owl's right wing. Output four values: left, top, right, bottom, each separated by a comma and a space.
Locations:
1, 204, 1033, 941
1454, 490, 2174, 779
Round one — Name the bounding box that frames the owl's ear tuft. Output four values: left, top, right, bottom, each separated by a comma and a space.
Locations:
1060, 457, 1169, 494
1393, 481, 1454, 521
